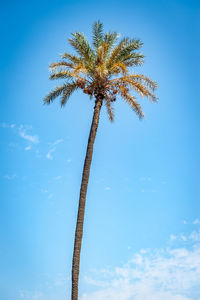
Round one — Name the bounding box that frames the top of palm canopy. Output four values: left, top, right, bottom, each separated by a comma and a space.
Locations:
44, 21, 158, 121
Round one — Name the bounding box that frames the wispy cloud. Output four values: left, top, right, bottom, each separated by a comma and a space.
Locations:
46, 139, 64, 160
82, 228, 200, 300
25, 145, 32, 151
46, 148, 56, 160
18, 125, 39, 144
52, 139, 64, 145
105, 186, 111, 191
1, 123, 39, 146
17, 226, 200, 300
193, 219, 200, 225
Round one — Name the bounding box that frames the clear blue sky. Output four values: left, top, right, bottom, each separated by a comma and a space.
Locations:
1, 0, 199, 299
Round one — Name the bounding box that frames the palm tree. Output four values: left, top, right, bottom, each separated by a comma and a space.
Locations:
44, 21, 158, 300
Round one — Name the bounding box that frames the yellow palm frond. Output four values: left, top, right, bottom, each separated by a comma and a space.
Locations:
118, 86, 144, 119
49, 61, 74, 70
73, 62, 88, 75
95, 64, 108, 79
130, 74, 158, 90
110, 61, 128, 75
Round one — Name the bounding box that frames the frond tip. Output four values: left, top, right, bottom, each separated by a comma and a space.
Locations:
93, 21, 103, 50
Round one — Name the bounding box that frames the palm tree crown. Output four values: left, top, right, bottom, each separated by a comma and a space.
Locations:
44, 21, 158, 119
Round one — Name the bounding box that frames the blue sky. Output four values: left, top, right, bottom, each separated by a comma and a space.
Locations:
1, 0, 200, 299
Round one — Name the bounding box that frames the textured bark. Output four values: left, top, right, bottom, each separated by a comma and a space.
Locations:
71, 96, 103, 300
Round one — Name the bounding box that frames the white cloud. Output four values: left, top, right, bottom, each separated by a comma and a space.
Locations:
18, 125, 39, 144
67, 158, 71, 163
189, 230, 200, 242
170, 234, 177, 241
17, 227, 200, 300
46, 148, 56, 160
180, 234, 187, 241
105, 187, 111, 191
82, 229, 200, 300
25, 145, 32, 151
52, 139, 64, 145
1, 123, 39, 146
193, 219, 200, 225
46, 139, 64, 160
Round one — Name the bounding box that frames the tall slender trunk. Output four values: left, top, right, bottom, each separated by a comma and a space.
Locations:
71, 96, 103, 300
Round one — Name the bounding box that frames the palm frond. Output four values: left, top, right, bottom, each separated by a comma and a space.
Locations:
128, 79, 158, 102
110, 61, 128, 75
43, 85, 66, 104
122, 52, 144, 67
104, 96, 114, 122
61, 53, 82, 64
109, 76, 158, 103
130, 74, 158, 90
68, 32, 95, 64
96, 43, 106, 64
73, 62, 89, 75
95, 64, 108, 79
106, 102, 114, 122
118, 86, 144, 119
50, 70, 75, 80
104, 32, 118, 53
106, 37, 129, 68
115, 39, 143, 64
49, 61, 74, 70
93, 21, 103, 51
61, 81, 79, 106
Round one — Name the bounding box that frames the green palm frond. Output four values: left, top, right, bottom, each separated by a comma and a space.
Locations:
93, 21, 103, 50
60, 81, 79, 106
106, 37, 129, 68
43, 85, 66, 104
115, 38, 143, 64
68, 32, 95, 64
104, 31, 118, 55
121, 52, 144, 67
50, 70, 75, 80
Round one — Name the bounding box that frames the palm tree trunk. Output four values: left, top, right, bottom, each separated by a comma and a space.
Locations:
71, 96, 103, 300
